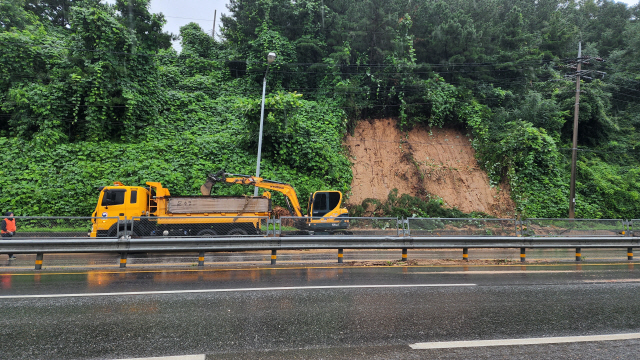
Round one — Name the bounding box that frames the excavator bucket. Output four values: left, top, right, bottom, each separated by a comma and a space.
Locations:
200, 170, 227, 196
200, 179, 214, 196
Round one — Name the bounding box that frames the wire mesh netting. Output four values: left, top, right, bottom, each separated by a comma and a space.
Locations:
407, 218, 517, 236
130, 216, 269, 237
0, 216, 631, 239
523, 219, 626, 237
628, 220, 640, 237
1, 217, 119, 238
278, 217, 399, 236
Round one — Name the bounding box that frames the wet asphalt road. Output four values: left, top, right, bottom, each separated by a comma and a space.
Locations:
2, 264, 640, 359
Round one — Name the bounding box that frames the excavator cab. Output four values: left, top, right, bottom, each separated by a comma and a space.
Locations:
308, 191, 343, 217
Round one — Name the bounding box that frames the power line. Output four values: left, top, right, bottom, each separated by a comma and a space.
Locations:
0, 39, 571, 68
4, 87, 636, 111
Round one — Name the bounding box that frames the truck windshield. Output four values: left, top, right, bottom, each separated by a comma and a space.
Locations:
101, 189, 126, 206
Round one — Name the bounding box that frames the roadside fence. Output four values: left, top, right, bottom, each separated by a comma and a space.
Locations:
522, 218, 627, 237
406, 218, 517, 237
629, 220, 640, 236
5, 216, 120, 238
277, 216, 401, 237
2, 216, 636, 239
129, 216, 269, 237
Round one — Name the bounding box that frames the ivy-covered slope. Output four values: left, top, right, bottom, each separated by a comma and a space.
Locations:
0, 1, 351, 216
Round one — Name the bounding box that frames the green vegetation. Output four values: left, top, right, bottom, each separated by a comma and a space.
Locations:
0, 0, 350, 216
1, 0, 640, 218
349, 189, 471, 218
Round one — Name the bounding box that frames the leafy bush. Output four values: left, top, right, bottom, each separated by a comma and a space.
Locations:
349, 189, 471, 219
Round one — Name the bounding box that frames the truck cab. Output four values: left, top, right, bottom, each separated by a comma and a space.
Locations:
90, 183, 149, 237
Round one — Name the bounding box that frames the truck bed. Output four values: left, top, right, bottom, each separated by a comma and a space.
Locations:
166, 196, 271, 214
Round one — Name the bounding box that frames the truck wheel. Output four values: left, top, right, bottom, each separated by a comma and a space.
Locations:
227, 228, 248, 236
197, 229, 218, 237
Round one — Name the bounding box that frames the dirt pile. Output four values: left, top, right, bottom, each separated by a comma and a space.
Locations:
344, 119, 514, 217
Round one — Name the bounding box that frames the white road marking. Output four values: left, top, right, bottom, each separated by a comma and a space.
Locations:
411, 270, 579, 275
115, 355, 205, 360
409, 333, 640, 349
0, 283, 475, 299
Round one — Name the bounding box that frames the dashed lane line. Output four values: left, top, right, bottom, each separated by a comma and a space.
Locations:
409, 333, 640, 349
114, 355, 205, 360
0, 283, 476, 299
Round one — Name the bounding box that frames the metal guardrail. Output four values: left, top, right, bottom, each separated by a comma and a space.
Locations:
3, 236, 640, 253
1, 216, 637, 269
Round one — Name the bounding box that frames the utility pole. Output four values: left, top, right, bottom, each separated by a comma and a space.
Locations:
212, 10, 217, 39
569, 42, 581, 219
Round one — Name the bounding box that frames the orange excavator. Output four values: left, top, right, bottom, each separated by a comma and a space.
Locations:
201, 170, 350, 233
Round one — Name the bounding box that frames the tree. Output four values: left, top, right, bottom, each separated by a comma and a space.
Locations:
114, 0, 174, 52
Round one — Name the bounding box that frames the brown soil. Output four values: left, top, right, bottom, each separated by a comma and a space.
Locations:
272, 206, 291, 218
344, 119, 515, 217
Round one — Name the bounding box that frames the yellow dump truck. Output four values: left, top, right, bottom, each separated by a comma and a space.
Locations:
90, 181, 270, 237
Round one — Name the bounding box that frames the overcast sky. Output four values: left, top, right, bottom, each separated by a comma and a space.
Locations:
106, 0, 640, 52
148, 0, 229, 41
103, 0, 229, 50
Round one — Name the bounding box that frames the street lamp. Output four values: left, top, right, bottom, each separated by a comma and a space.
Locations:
254, 52, 276, 196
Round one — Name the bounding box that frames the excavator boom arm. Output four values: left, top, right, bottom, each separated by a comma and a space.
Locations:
202, 171, 304, 217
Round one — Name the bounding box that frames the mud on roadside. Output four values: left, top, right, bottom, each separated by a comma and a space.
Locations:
346, 259, 546, 266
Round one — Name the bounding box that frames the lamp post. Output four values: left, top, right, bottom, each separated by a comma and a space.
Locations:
254, 52, 276, 196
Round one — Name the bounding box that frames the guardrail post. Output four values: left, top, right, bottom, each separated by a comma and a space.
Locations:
463, 248, 469, 261
338, 249, 343, 263
198, 251, 205, 267
401, 248, 408, 262
35, 253, 43, 270
628, 248, 633, 261
120, 252, 127, 268
271, 250, 277, 265
520, 248, 526, 263
576, 248, 581, 262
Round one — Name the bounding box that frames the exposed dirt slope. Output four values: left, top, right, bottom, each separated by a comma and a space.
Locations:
344, 119, 514, 217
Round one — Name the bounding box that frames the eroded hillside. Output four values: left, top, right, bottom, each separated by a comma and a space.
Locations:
344, 119, 514, 217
